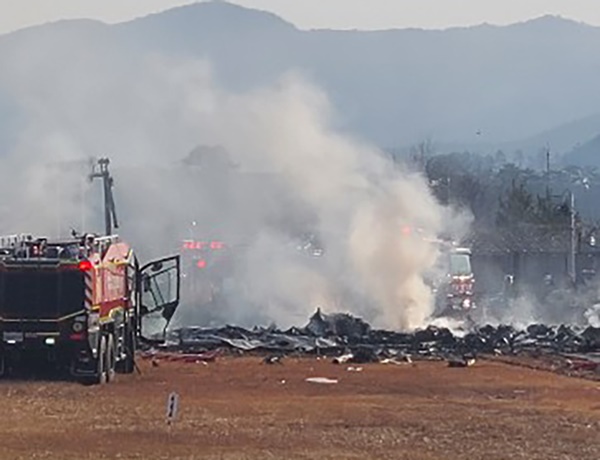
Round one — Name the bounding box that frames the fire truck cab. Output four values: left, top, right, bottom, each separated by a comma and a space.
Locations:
0, 233, 180, 384
433, 246, 477, 318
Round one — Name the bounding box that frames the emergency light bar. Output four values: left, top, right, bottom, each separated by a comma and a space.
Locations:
182, 241, 225, 251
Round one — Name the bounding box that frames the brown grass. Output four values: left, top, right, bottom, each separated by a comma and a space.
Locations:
0, 356, 598, 459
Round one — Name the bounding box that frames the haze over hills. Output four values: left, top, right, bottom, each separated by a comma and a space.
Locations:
563, 134, 600, 168
1, 1, 600, 163
431, 113, 600, 168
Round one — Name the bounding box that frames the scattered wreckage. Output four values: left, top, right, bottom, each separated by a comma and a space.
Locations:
142, 309, 600, 376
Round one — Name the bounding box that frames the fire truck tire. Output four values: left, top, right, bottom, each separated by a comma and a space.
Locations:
106, 333, 116, 383
117, 325, 136, 374
82, 335, 107, 385
98, 335, 108, 384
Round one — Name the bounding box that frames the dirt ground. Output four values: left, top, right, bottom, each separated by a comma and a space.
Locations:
0, 356, 598, 460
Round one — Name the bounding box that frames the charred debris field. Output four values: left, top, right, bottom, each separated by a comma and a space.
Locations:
158, 310, 600, 380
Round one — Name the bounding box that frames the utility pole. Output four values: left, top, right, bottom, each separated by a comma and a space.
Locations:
545, 146, 551, 199
553, 189, 577, 286
89, 158, 118, 236
568, 190, 576, 286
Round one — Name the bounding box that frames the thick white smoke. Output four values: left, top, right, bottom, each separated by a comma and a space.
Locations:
0, 30, 469, 330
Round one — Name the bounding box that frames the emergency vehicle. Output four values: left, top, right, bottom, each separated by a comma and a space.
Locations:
0, 232, 180, 384
0, 158, 181, 384
434, 246, 477, 318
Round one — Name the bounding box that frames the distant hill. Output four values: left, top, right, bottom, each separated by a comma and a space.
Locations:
1, 2, 600, 150
562, 134, 600, 167
421, 113, 600, 165
515, 113, 600, 158
494, 113, 600, 167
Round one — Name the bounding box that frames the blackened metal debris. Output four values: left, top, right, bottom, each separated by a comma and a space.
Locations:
159, 310, 600, 364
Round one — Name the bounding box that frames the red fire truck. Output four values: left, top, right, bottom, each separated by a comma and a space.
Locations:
434, 246, 477, 318
0, 233, 180, 384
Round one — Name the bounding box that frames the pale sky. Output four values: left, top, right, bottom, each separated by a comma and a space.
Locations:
0, 0, 599, 35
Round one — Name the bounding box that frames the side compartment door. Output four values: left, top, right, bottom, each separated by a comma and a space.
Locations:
137, 255, 180, 341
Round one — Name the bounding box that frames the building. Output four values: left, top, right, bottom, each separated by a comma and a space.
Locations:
465, 223, 600, 297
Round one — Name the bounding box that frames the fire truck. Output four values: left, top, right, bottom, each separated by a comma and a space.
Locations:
433, 246, 477, 319
0, 159, 181, 384
0, 233, 179, 384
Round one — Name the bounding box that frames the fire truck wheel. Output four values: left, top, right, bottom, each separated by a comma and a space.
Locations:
117, 325, 136, 374
106, 333, 116, 383
98, 335, 108, 384
83, 335, 107, 385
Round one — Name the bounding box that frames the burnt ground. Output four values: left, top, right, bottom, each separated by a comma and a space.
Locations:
0, 356, 598, 460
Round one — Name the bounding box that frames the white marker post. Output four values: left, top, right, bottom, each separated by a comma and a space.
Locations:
166, 392, 180, 430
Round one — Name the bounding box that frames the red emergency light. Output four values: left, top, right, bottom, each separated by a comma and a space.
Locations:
450, 276, 474, 294
78, 260, 93, 271
182, 240, 225, 251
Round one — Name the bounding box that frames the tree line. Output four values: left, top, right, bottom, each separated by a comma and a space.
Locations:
404, 150, 600, 228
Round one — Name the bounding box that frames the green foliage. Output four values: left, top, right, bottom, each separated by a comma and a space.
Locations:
534, 195, 570, 225
496, 181, 571, 227
496, 180, 534, 226
421, 150, 588, 227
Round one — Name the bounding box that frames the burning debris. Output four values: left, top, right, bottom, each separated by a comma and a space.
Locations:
152, 309, 600, 375
305, 308, 371, 338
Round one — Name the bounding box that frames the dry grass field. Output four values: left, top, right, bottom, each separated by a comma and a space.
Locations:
0, 356, 598, 459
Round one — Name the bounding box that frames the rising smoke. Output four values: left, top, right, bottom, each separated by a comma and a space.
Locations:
0, 28, 470, 330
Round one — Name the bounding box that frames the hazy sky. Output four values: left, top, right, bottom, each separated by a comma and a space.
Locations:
0, 0, 599, 34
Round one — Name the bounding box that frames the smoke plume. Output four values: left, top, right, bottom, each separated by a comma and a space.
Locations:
0, 28, 469, 330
